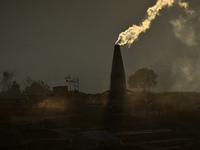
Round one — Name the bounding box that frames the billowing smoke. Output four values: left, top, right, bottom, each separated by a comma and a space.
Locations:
170, 15, 196, 47
170, 55, 200, 92
116, 0, 192, 47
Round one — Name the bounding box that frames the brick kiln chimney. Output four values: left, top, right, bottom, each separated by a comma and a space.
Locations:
108, 44, 126, 104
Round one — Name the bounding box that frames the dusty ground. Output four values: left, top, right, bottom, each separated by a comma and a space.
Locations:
1, 105, 200, 150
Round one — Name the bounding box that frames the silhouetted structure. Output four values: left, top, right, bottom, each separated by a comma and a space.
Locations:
108, 44, 126, 105
53, 86, 68, 95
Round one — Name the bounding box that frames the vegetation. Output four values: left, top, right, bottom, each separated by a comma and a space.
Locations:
0, 70, 21, 97
0, 70, 15, 93
128, 67, 158, 91
7, 81, 21, 97
0, 71, 51, 97
23, 77, 50, 95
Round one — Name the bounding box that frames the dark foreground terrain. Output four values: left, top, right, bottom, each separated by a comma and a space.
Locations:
1, 103, 200, 150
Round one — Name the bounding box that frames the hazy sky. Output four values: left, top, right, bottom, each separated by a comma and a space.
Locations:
1, 0, 200, 93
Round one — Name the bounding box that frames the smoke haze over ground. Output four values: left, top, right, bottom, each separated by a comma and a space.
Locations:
1, 0, 200, 93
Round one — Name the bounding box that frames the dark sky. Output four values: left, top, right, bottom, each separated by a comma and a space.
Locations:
1, 0, 200, 93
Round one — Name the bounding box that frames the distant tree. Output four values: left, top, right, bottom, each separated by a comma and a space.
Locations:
1, 70, 15, 92
128, 68, 158, 92
7, 81, 21, 97
24, 79, 50, 95
25, 77, 32, 86
23, 77, 33, 90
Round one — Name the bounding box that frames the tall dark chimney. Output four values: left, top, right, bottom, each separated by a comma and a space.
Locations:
108, 44, 126, 104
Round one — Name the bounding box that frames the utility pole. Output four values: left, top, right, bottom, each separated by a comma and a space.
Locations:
65, 75, 71, 91
72, 77, 75, 91
165, 82, 168, 92
76, 77, 80, 91
65, 76, 80, 92
146, 71, 149, 92
73, 77, 80, 92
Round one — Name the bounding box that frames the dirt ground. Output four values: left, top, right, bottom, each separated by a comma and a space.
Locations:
1, 105, 200, 150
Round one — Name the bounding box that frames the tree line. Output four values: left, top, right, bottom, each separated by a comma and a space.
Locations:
0, 70, 50, 97
0, 67, 158, 97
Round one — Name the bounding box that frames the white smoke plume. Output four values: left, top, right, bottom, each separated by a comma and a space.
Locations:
170, 15, 196, 47
115, 0, 192, 47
